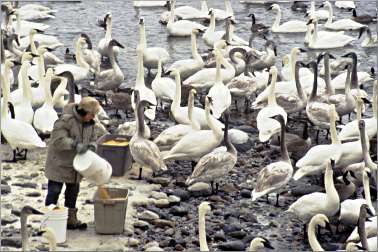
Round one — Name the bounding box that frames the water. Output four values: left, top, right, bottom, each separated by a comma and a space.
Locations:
26, 0, 377, 95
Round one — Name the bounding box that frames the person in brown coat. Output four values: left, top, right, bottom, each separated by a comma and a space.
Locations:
44, 96, 100, 230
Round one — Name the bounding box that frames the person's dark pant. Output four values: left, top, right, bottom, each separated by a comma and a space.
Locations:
45, 180, 80, 208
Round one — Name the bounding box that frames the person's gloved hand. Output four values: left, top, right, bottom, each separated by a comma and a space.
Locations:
76, 143, 90, 154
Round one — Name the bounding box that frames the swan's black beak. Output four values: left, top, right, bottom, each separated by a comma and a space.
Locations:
329, 54, 336, 60
298, 48, 307, 53
36, 230, 46, 236
366, 207, 374, 217
317, 53, 324, 64
31, 208, 44, 215
319, 4, 324, 8
263, 240, 274, 250
35, 28, 44, 33
165, 70, 172, 75
306, 19, 313, 25
267, 5, 273, 11
46, 47, 54, 52
362, 97, 371, 104
349, 170, 356, 179
139, 18, 144, 24
13, 60, 21, 66
358, 27, 365, 39
115, 40, 125, 49
31, 53, 38, 57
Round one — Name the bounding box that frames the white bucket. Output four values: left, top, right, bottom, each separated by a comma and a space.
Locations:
41, 206, 68, 243
73, 150, 112, 185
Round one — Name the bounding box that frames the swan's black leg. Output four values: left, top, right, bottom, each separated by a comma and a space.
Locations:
325, 129, 329, 140
3, 150, 17, 163
266, 194, 269, 204
215, 183, 219, 194
234, 99, 238, 111
275, 193, 280, 207
211, 181, 215, 194
138, 167, 143, 180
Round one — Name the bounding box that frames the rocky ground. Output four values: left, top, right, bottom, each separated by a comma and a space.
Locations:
1, 100, 377, 251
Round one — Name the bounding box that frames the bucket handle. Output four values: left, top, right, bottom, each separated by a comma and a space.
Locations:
39, 215, 49, 230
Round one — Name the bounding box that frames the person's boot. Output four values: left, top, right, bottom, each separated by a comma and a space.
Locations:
67, 208, 87, 230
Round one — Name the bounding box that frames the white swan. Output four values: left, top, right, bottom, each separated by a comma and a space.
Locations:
17, 9, 55, 21
130, 91, 167, 179
28, 29, 63, 65
339, 168, 375, 226
163, 96, 223, 162
131, 45, 157, 120
203, 9, 225, 48
166, 28, 204, 80
307, 214, 330, 251
207, 49, 231, 119
294, 104, 342, 180
97, 13, 120, 59
19, 28, 63, 50
151, 59, 175, 106
33, 68, 58, 134
169, 68, 224, 130
334, 1, 355, 9
252, 114, 292, 206
154, 89, 200, 151
11, 11, 49, 37
95, 39, 124, 91
54, 37, 92, 82
359, 27, 377, 48
306, 1, 330, 21
249, 237, 274, 251
268, 4, 307, 33
307, 17, 356, 49
183, 40, 235, 90
172, 0, 208, 20
204, 0, 234, 21
80, 33, 101, 74
167, 0, 207, 37
347, 216, 377, 243
256, 66, 287, 142
1, 60, 46, 162
186, 110, 237, 193
139, 17, 170, 72
323, 1, 366, 31
287, 159, 340, 226
281, 48, 312, 82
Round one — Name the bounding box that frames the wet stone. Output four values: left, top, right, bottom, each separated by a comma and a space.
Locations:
169, 189, 190, 201
155, 199, 170, 208
223, 223, 242, 233
151, 191, 168, 200
188, 182, 212, 197
175, 244, 185, 251
139, 210, 159, 221
134, 220, 150, 230
169, 206, 188, 217
214, 230, 227, 241
1, 216, 18, 225
218, 241, 246, 251
1, 238, 21, 248
26, 191, 41, 197
168, 195, 181, 204
11, 182, 38, 189
228, 230, 247, 239
1, 185, 11, 195
148, 177, 170, 186
240, 189, 252, 198
152, 219, 174, 228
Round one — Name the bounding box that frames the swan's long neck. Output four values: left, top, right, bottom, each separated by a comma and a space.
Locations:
38, 54, 46, 83
168, 1, 175, 24
75, 41, 89, 69
206, 100, 223, 139
21, 214, 29, 252
330, 107, 340, 144
324, 54, 334, 95
44, 73, 53, 106
272, 7, 281, 29
358, 209, 369, 251
221, 55, 234, 72
16, 13, 21, 32
105, 19, 112, 41
325, 2, 333, 25
136, 102, 145, 137
209, 13, 216, 32
267, 70, 278, 106
363, 171, 375, 213
224, 115, 236, 156
135, 48, 145, 89
350, 55, 358, 89
356, 99, 362, 121
309, 64, 318, 101
290, 50, 297, 81
188, 92, 200, 130
294, 63, 306, 100
139, 22, 147, 49
344, 65, 352, 95
279, 118, 289, 162
198, 210, 209, 251
21, 62, 32, 102
171, 71, 181, 114
324, 165, 339, 209
109, 46, 121, 75
156, 60, 162, 80
191, 32, 201, 61
308, 220, 324, 251
215, 51, 222, 85
29, 33, 37, 54
1, 68, 10, 120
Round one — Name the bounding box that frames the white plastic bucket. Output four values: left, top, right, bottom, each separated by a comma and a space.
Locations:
73, 150, 112, 185
41, 206, 68, 243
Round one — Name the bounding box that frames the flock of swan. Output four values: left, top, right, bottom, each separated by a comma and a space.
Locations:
1, 0, 377, 251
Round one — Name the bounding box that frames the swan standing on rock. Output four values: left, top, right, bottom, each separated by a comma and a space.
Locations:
268, 4, 307, 33
287, 159, 340, 236
166, 29, 204, 80
95, 39, 124, 91
130, 91, 167, 180
256, 66, 287, 142
1, 61, 46, 162
167, 0, 206, 37
252, 114, 292, 206
131, 45, 157, 121
139, 17, 170, 73
154, 89, 200, 151
186, 110, 237, 193
294, 104, 342, 180
207, 48, 231, 119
